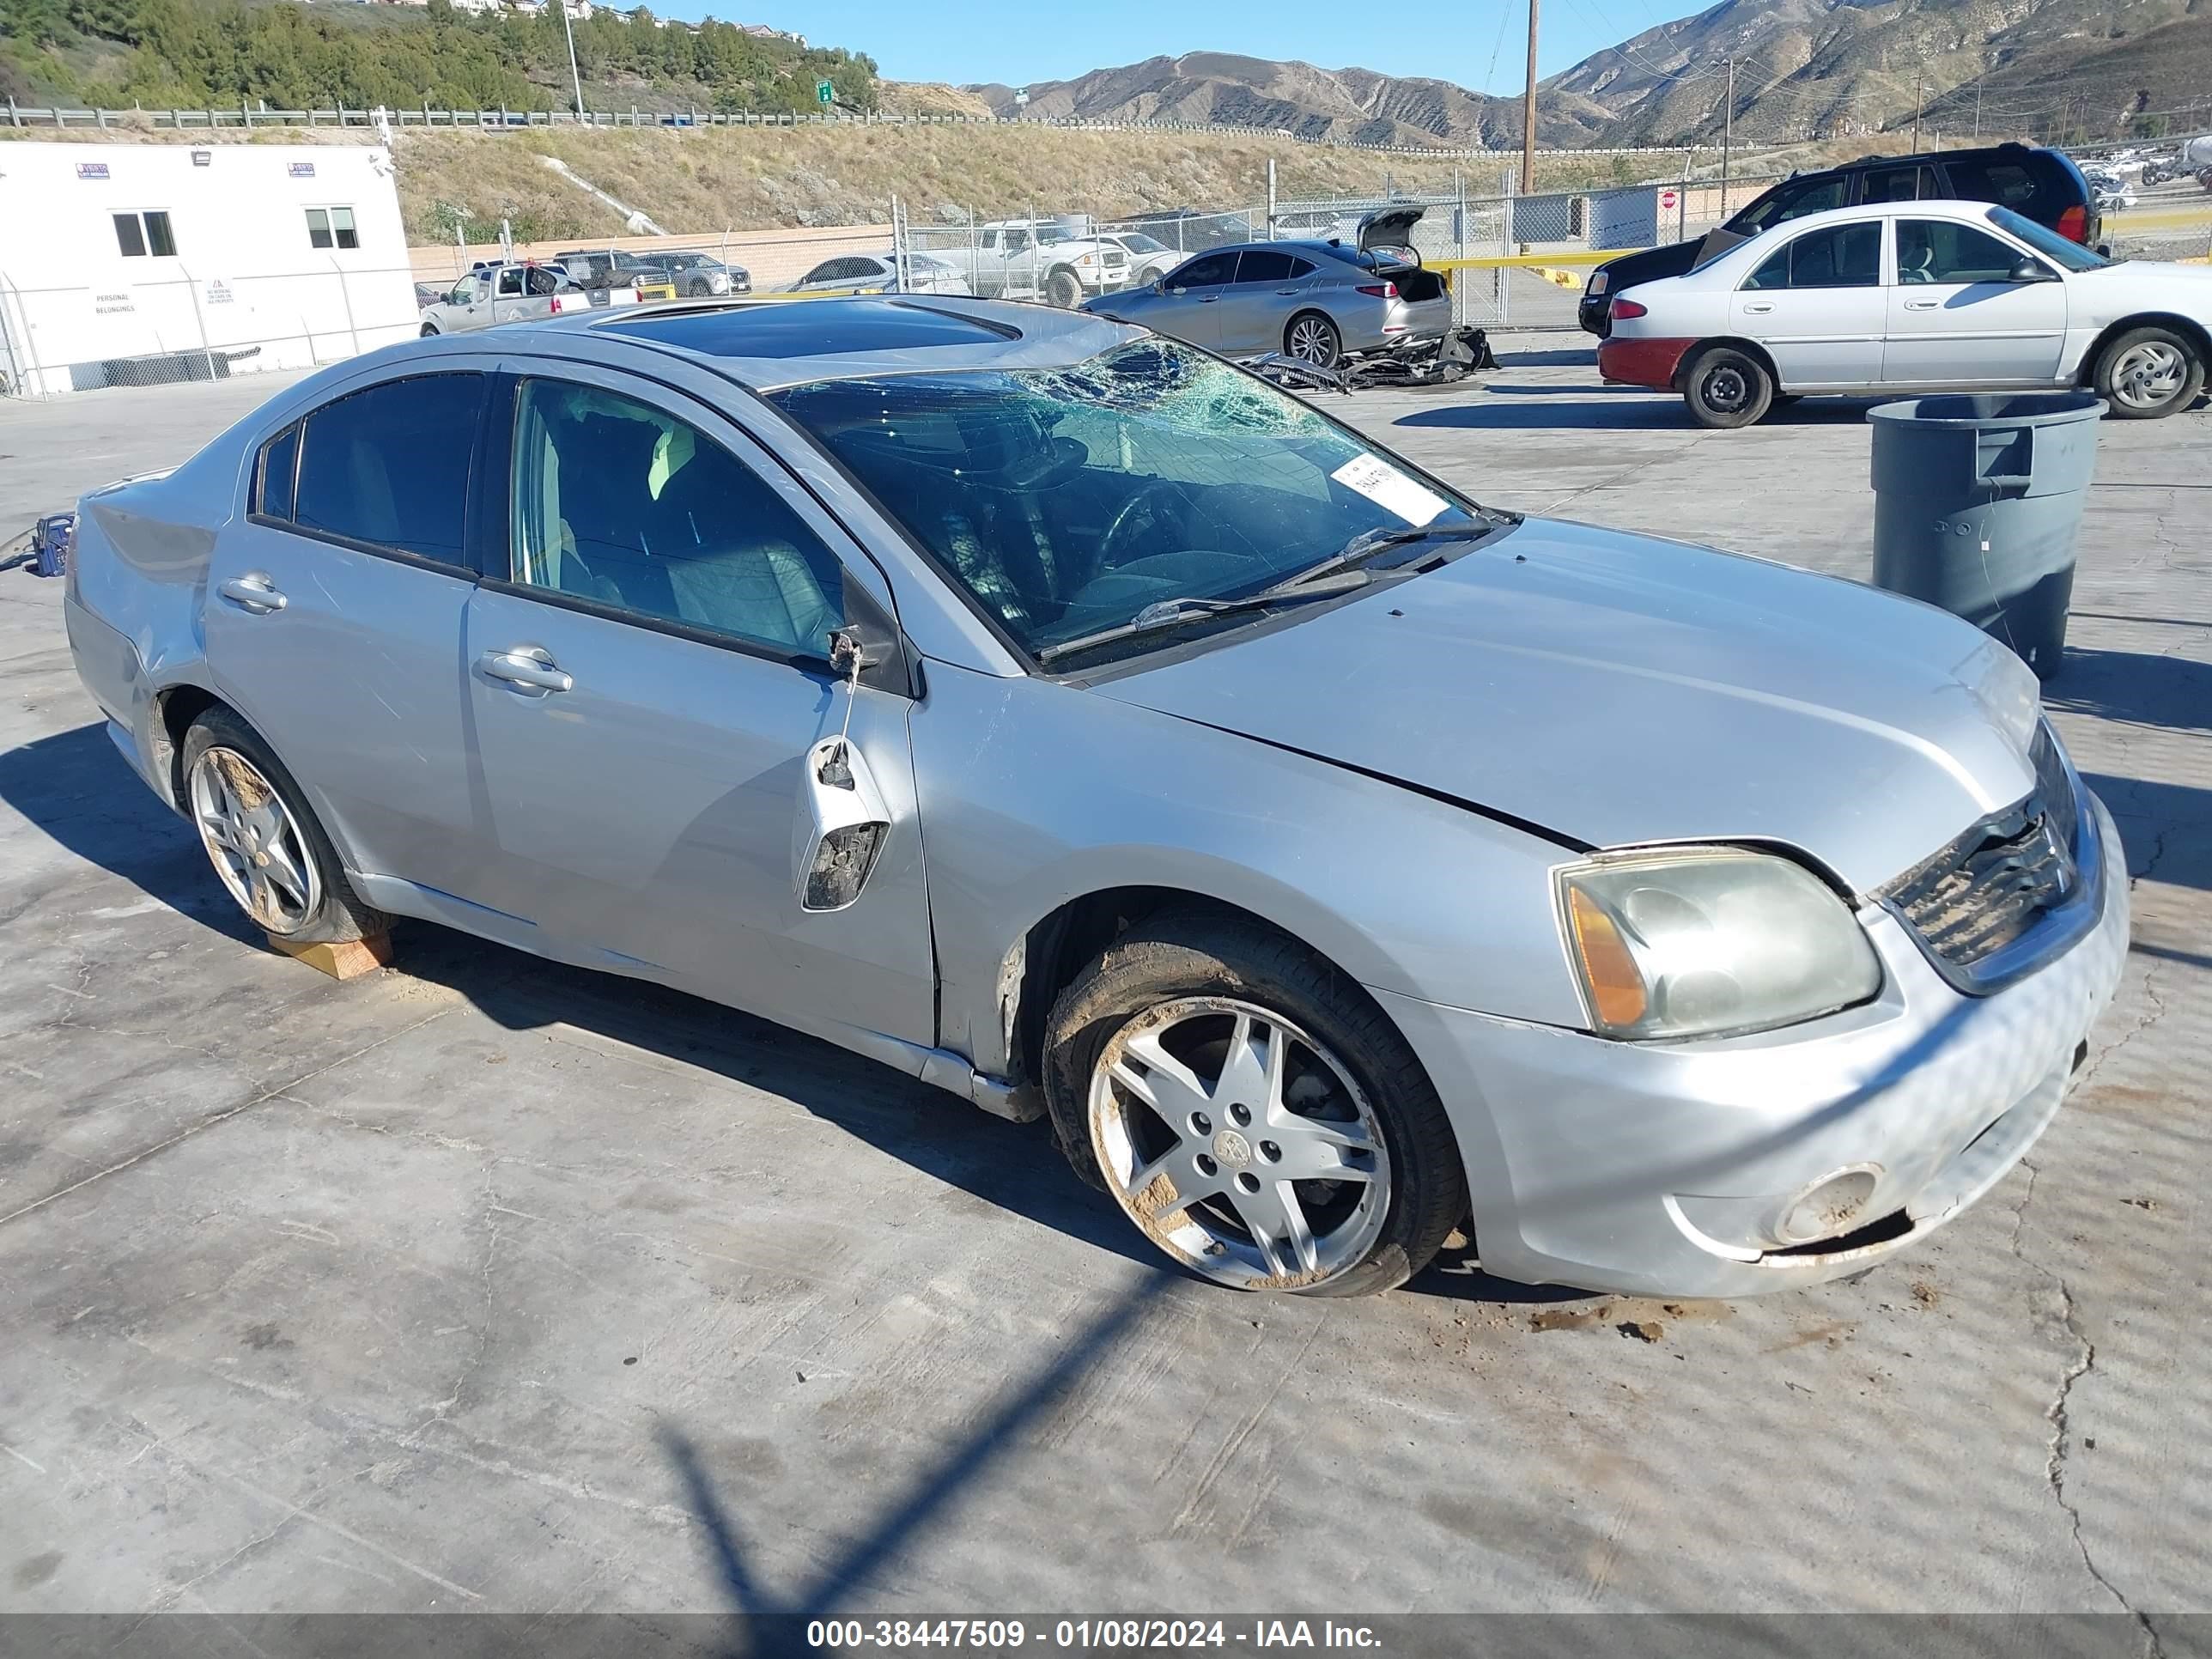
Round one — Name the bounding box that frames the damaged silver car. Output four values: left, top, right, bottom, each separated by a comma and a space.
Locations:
64, 297, 2127, 1298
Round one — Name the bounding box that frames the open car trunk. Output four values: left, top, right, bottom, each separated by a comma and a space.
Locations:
1356, 204, 1446, 301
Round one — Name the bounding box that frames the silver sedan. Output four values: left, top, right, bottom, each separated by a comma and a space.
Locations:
64, 298, 2124, 1298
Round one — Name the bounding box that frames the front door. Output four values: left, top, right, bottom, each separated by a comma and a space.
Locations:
204, 368, 494, 902
1151, 249, 1239, 349
1729, 219, 1887, 388
1882, 216, 2068, 384
461, 370, 937, 1048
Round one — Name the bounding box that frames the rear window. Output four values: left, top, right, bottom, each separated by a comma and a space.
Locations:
293, 374, 483, 566
1942, 158, 2042, 208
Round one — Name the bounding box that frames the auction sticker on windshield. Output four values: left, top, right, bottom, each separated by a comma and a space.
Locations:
1331, 454, 1447, 526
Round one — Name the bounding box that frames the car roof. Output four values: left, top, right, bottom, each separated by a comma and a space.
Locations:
546, 295, 1139, 388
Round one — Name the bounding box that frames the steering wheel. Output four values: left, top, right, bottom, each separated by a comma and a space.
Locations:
1097, 483, 1195, 571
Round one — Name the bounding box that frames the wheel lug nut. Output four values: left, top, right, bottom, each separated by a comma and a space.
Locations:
1235, 1172, 1261, 1194
1259, 1140, 1281, 1163
1230, 1103, 1250, 1126
1191, 1113, 1212, 1136
1195, 1153, 1218, 1176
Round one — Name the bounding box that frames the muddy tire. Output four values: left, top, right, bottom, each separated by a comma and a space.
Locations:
1045, 268, 1083, 309
1680, 345, 1774, 428
1042, 908, 1464, 1297
2094, 325, 2204, 419
181, 708, 388, 944
1285, 311, 1341, 368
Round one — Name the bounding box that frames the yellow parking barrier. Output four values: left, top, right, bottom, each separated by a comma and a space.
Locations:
1429, 249, 1650, 272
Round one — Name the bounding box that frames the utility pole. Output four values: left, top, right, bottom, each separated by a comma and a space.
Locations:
1519, 0, 1540, 197
560, 0, 587, 118
1972, 75, 1983, 140
1911, 68, 1923, 151
1719, 57, 1735, 217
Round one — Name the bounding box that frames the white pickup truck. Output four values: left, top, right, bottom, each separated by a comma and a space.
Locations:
933, 222, 1132, 307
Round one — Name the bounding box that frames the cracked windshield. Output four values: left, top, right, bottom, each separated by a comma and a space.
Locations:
770, 340, 1486, 660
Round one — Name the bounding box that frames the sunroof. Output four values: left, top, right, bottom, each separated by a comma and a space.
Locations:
602, 299, 1019, 360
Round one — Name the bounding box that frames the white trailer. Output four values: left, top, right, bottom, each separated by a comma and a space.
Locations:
0, 141, 416, 397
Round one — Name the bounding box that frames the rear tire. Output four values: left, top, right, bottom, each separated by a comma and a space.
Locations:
181, 709, 389, 945
1045, 269, 1083, 309
2094, 325, 2204, 419
1680, 345, 1774, 429
1285, 311, 1341, 368
1042, 908, 1464, 1297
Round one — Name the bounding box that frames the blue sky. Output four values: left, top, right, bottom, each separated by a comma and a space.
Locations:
658, 0, 1701, 94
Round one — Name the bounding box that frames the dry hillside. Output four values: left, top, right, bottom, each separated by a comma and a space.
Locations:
0, 124, 1668, 243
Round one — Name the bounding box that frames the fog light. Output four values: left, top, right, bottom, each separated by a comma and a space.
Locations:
1775, 1169, 1880, 1245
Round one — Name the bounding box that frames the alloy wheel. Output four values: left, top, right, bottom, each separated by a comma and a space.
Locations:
1089, 997, 1390, 1289
1287, 317, 1338, 365
187, 747, 321, 933
2112, 341, 2186, 411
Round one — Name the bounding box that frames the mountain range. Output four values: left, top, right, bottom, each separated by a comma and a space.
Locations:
968, 0, 2212, 149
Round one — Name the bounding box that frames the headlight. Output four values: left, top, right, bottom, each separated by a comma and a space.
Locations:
1587, 270, 1609, 296
1076, 253, 1096, 267
709, 272, 730, 293
1557, 848, 1881, 1041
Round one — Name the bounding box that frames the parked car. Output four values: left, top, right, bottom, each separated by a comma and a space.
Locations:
930, 220, 1131, 307
1598, 198, 2212, 426
417, 263, 586, 335
645, 251, 752, 297
1580, 143, 2104, 336
60, 296, 2129, 1297
1117, 208, 1257, 254
552, 248, 670, 295
1096, 231, 1182, 288
786, 252, 973, 296
1082, 209, 1450, 367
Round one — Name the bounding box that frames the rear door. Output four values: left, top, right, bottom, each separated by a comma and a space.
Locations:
461, 368, 937, 1046
1882, 216, 2066, 384
1855, 161, 1939, 206
490, 266, 532, 325
1729, 219, 1887, 387
1212, 247, 1307, 356
204, 369, 493, 901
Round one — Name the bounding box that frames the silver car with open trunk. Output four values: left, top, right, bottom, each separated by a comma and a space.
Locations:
62, 296, 2127, 1298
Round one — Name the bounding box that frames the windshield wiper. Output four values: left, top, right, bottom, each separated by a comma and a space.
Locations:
1277, 520, 1503, 591
1035, 570, 1372, 665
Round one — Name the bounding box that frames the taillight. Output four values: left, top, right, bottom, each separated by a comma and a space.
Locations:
1356, 283, 1399, 300
1610, 297, 1649, 320
2057, 204, 2088, 243
549, 297, 563, 314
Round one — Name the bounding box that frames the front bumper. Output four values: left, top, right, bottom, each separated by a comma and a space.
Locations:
1374, 793, 2130, 1297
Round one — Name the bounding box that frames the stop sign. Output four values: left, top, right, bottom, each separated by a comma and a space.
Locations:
1660, 188, 1679, 210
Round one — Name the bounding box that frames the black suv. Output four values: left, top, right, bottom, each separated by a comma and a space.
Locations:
1579, 143, 2101, 336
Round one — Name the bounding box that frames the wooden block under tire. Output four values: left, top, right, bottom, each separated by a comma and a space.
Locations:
266, 933, 392, 981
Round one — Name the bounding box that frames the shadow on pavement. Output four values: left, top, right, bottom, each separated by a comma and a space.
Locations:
659, 1273, 1171, 1632
2048, 646, 2212, 737
2081, 771, 2212, 891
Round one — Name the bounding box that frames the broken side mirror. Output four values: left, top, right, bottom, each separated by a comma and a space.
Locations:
793, 623, 896, 913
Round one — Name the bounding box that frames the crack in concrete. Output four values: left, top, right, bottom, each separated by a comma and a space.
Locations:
2007, 1162, 2164, 1657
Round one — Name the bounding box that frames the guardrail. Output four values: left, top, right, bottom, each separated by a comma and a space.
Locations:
0, 98, 1763, 161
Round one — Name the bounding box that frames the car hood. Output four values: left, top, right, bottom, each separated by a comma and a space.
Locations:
1091, 519, 2044, 895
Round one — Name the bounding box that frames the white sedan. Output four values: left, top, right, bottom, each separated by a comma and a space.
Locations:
1597, 198, 2212, 427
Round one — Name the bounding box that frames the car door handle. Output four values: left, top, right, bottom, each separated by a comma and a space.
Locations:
478, 648, 574, 694
1198, 295, 1219, 302
1741, 301, 1775, 313
217, 574, 287, 613
1275, 288, 1301, 295
1903, 299, 1942, 310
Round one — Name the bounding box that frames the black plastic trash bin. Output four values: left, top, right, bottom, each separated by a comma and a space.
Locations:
1868, 392, 2105, 680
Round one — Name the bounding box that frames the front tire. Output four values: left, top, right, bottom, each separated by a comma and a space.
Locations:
181, 709, 388, 944
687, 277, 711, 297
1045, 269, 1083, 309
1285, 311, 1341, 368
1042, 909, 1464, 1297
2094, 325, 2204, 419
420, 322, 440, 337
1680, 345, 1774, 428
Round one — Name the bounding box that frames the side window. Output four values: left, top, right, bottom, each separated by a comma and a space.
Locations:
496, 269, 525, 298
113, 210, 176, 258
254, 424, 300, 520
1004, 231, 1030, 256
1741, 176, 1847, 232
1743, 222, 1881, 290
799, 260, 841, 284
1942, 160, 2038, 209
507, 380, 845, 659
307, 208, 331, 249
1170, 252, 1237, 289
1898, 220, 2033, 285
293, 374, 483, 565
1235, 249, 1297, 283
1285, 256, 1316, 278
1859, 165, 1938, 204
449, 276, 480, 305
